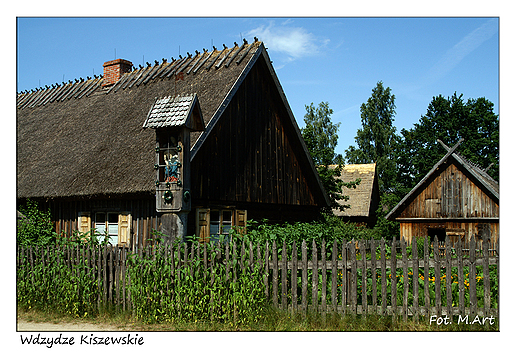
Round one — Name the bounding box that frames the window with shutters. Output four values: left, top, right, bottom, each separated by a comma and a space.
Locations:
77, 211, 131, 247
196, 208, 246, 243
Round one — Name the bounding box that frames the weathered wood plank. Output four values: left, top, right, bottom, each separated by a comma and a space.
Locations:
312, 240, 318, 311
370, 238, 377, 314
349, 241, 357, 315
291, 241, 298, 311
272, 241, 278, 308
380, 238, 387, 316
321, 240, 327, 313
434, 236, 441, 316
424, 236, 430, 317
401, 237, 409, 321
360, 240, 367, 317
457, 239, 465, 317
390, 238, 397, 318
469, 236, 477, 317
301, 240, 308, 313
331, 240, 338, 312
281, 242, 288, 310
412, 237, 419, 321
482, 236, 491, 316
445, 237, 453, 318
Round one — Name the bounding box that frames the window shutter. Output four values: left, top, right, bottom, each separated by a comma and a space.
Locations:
235, 209, 247, 233
196, 208, 210, 243
77, 212, 91, 234
118, 212, 131, 247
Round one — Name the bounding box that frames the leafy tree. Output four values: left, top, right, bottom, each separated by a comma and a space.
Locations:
301, 102, 358, 210
398, 93, 499, 187
345, 81, 400, 192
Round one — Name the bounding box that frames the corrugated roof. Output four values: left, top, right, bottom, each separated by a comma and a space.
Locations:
332, 163, 378, 218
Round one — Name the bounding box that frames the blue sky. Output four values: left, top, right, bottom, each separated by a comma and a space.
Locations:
16, 17, 499, 155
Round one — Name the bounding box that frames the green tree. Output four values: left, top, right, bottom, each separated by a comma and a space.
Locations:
301, 102, 357, 210
345, 81, 400, 193
398, 93, 499, 187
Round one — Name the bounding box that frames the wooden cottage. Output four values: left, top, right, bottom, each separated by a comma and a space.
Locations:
17, 39, 330, 247
332, 163, 379, 227
385, 139, 499, 248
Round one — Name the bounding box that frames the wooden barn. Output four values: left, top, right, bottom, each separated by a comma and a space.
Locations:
17, 39, 330, 247
385, 139, 499, 248
332, 163, 379, 227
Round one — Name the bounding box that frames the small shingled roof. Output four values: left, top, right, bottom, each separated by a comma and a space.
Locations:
143, 94, 204, 131
332, 163, 378, 218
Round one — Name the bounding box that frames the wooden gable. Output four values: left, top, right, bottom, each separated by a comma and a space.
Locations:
190, 48, 329, 213
395, 162, 499, 220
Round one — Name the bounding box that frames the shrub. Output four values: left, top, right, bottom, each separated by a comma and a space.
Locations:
17, 199, 57, 246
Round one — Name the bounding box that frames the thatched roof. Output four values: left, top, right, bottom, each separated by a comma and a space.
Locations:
332, 164, 378, 218
17, 40, 263, 199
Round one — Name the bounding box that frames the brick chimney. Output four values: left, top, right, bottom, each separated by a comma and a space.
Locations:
102, 59, 133, 87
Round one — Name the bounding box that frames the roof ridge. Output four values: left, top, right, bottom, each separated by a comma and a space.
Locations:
17, 38, 261, 110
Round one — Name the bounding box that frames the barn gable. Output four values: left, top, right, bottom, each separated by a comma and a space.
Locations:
385, 139, 499, 247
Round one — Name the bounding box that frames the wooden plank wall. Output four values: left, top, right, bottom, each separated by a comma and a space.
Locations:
191, 57, 321, 208
399, 164, 498, 219
400, 222, 499, 249
47, 197, 159, 249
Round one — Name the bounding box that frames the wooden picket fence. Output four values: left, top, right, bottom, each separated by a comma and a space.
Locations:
17, 236, 498, 320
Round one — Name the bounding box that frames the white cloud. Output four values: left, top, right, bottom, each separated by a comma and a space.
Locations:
245, 21, 327, 62
425, 18, 498, 84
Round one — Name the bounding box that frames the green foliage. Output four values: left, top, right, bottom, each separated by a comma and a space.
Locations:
17, 199, 57, 246
301, 101, 354, 210
125, 237, 268, 326
345, 81, 400, 192
398, 93, 499, 187
245, 213, 381, 251
301, 101, 342, 167
17, 243, 101, 318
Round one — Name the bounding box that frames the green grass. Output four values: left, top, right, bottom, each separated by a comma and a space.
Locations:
17, 306, 498, 332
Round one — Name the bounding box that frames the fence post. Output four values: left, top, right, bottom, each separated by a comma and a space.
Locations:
390, 238, 397, 319
400, 237, 409, 321
380, 238, 387, 316
341, 239, 347, 315
370, 238, 377, 314
445, 237, 453, 318
469, 236, 477, 317
312, 240, 318, 312
281, 241, 287, 310
349, 241, 357, 315
291, 241, 298, 312
424, 236, 430, 318
302, 240, 308, 314
331, 239, 338, 313
456, 239, 465, 316
320, 239, 327, 314
272, 241, 278, 308
411, 237, 419, 321
360, 240, 367, 317
434, 236, 441, 317
482, 235, 491, 317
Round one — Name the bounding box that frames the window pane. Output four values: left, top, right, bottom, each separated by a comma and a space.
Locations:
108, 213, 118, 224
95, 213, 106, 223
108, 224, 118, 235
